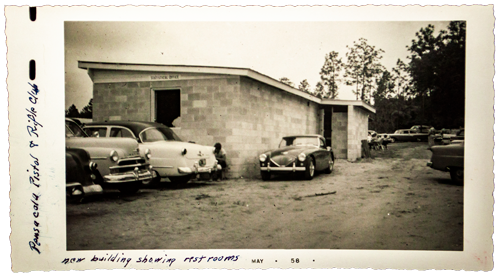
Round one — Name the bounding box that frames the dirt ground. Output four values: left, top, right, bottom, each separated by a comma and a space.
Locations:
66, 142, 463, 251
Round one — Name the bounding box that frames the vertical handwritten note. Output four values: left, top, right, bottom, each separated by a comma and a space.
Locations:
27, 82, 42, 254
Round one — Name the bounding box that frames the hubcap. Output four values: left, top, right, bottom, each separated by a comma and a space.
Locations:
329, 159, 334, 170
309, 161, 315, 176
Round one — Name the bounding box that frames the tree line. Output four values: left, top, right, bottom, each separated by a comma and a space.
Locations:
280, 21, 465, 132
65, 98, 93, 118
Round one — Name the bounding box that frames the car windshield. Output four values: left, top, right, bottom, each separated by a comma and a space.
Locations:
66, 121, 88, 138
139, 127, 183, 143
279, 137, 318, 148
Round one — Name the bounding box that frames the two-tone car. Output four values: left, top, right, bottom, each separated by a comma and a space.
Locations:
83, 121, 219, 186
65, 118, 154, 194
427, 141, 464, 185
258, 134, 334, 181
66, 148, 103, 201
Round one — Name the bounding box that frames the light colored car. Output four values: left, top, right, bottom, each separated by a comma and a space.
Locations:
84, 121, 220, 186
65, 118, 154, 194
389, 129, 429, 142
259, 135, 334, 181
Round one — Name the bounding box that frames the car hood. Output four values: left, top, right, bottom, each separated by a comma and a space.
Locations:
66, 137, 140, 157
267, 146, 314, 158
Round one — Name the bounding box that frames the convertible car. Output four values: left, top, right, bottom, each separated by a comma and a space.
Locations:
258, 135, 334, 180
84, 121, 219, 186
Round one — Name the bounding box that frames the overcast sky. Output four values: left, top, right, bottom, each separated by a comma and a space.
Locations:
65, 21, 451, 109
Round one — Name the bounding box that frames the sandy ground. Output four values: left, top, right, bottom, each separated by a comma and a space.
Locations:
66, 142, 463, 250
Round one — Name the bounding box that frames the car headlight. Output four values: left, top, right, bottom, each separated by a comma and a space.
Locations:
298, 153, 306, 162
89, 161, 98, 171
259, 154, 267, 162
109, 150, 119, 162
145, 148, 152, 160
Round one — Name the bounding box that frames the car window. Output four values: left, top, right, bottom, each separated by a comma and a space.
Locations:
320, 138, 326, 148
84, 127, 107, 138
66, 121, 88, 137
110, 128, 135, 138
139, 127, 183, 143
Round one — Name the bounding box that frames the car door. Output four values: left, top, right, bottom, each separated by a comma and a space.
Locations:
317, 137, 329, 170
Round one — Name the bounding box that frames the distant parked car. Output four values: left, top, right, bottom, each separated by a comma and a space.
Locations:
410, 125, 434, 133
84, 121, 219, 186
258, 135, 334, 181
66, 118, 154, 194
66, 148, 103, 201
427, 141, 464, 185
389, 129, 419, 142
430, 129, 464, 146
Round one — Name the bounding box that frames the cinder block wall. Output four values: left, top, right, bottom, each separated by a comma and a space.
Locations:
92, 75, 321, 178
331, 112, 348, 159
347, 105, 369, 161
93, 82, 152, 122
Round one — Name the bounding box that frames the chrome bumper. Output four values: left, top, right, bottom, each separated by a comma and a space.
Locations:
261, 162, 306, 172
104, 169, 153, 183
178, 165, 219, 174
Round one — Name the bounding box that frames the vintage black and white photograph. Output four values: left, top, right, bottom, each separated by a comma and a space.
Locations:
6, 4, 494, 272
64, 20, 467, 251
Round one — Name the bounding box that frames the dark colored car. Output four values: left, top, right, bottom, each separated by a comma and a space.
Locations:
427, 141, 464, 185
258, 135, 334, 180
66, 148, 103, 201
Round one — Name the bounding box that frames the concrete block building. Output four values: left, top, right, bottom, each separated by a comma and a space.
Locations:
78, 61, 375, 178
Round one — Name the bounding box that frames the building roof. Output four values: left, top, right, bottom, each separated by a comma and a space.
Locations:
78, 61, 375, 113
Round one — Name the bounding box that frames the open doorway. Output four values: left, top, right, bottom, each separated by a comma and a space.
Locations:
154, 89, 181, 127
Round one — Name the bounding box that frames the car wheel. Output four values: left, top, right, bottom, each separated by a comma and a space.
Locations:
169, 175, 192, 187
324, 155, 334, 174
450, 168, 464, 185
304, 157, 315, 180
261, 171, 271, 181
118, 183, 140, 195
142, 170, 161, 187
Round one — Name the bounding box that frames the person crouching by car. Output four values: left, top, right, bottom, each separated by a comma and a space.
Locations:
213, 142, 227, 181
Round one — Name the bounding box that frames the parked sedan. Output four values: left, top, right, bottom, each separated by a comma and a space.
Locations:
66, 118, 154, 194
427, 141, 464, 185
259, 135, 334, 181
84, 121, 219, 186
66, 148, 103, 201
389, 129, 428, 142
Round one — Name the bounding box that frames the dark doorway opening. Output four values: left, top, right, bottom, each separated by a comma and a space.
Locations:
155, 89, 181, 127
323, 107, 332, 147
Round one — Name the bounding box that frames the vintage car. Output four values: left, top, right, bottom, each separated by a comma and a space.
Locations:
83, 121, 220, 186
258, 135, 334, 181
389, 129, 428, 142
427, 141, 464, 185
429, 129, 464, 146
66, 148, 103, 201
410, 125, 434, 133
65, 118, 154, 194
